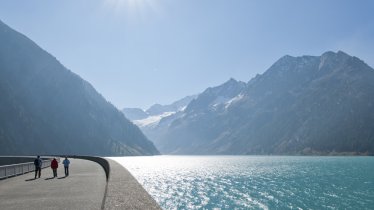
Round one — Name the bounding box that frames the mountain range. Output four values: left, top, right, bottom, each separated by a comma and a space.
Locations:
0, 20, 159, 156
2, 18, 373, 156
125, 51, 374, 155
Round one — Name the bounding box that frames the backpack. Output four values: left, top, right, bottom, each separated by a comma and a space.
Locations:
34, 158, 41, 167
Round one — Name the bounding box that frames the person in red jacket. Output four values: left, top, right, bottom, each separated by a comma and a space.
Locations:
51, 158, 58, 178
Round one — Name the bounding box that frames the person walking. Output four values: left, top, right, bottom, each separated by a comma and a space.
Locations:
62, 157, 70, 176
34, 155, 42, 179
51, 158, 58, 178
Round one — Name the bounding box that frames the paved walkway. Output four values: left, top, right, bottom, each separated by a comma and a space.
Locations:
0, 158, 106, 210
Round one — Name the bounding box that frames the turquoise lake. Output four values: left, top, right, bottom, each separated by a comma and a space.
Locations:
110, 156, 374, 210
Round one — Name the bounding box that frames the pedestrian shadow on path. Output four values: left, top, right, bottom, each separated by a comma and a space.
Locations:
57, 176, 67, 179
45, 177, 55, 180
25, 178, 37, 182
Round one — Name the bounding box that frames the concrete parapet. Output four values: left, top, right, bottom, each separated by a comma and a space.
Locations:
71, 156, 110, 181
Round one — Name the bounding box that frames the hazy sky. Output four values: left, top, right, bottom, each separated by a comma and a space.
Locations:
0, 0, 373, 109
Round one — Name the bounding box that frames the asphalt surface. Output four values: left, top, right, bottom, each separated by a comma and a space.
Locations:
0, 158, 106, 210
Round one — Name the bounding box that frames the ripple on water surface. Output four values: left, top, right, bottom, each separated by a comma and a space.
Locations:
109, 156, 374, 210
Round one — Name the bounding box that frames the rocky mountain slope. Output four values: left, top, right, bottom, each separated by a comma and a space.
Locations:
128, 51, 374, 155
0, 20, 159, 156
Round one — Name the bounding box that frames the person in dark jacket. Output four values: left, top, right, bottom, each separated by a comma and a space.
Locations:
34, 155, 42, 179
51, 158, 58, 178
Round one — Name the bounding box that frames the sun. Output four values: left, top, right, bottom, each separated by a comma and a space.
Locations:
104, 0, 160, 19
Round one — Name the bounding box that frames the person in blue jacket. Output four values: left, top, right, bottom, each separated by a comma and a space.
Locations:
34, 155, 42, 179
62, 157, 70, 176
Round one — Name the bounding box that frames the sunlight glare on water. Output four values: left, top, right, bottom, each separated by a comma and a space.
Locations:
109, 156, 374, 210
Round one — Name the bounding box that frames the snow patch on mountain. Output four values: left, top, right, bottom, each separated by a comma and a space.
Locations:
225, 94, 244, 109
212, 96, 231, 108
134, 111, 176, 128
179, 106, 188, 112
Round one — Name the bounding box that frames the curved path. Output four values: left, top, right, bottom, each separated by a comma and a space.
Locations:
0, 158, 106, 210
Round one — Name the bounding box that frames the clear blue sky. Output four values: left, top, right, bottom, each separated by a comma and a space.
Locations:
0, 0, 373, 109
